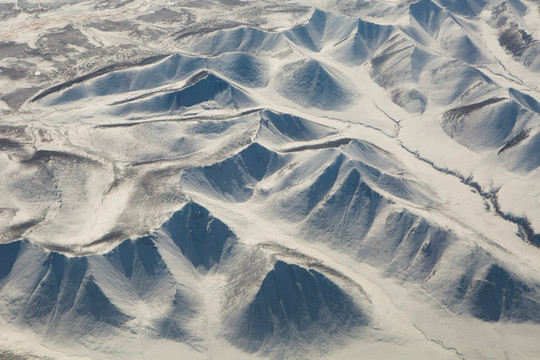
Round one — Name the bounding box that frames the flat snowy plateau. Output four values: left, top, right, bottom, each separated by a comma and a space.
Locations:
1, 0, 540, 358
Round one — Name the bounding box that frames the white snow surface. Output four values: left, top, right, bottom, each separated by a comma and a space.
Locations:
1, 0, 540, 359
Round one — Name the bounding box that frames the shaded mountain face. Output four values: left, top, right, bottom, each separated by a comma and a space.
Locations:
0, 203, 373, 358
2, 0, 540, 359
228, 260, 369, 355
0, 241, 130, 336
0, 203, 222, 340
275, 59, 354, 110
164, 201, 236, 271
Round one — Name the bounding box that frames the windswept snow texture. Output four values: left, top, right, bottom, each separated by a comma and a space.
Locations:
2, 0, 540, 359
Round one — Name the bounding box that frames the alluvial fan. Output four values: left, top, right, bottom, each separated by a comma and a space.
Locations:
1, 0, 540, 358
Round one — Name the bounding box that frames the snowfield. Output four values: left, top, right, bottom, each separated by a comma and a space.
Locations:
1, 0, 540, 358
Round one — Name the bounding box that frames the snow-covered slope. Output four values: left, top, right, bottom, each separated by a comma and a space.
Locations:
1, 0, 540, 358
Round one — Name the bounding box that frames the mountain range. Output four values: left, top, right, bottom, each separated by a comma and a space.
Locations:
1, 0, 540, 358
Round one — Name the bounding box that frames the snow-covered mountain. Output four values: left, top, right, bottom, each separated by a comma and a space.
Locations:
1, 0, 540, 358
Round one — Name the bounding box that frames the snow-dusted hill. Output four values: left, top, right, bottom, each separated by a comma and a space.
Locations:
1, 0, 540, 358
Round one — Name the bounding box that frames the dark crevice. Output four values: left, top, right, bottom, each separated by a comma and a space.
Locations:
498, 128, 530, 155
280, 138, 353, 153
397, 140, 540, 246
